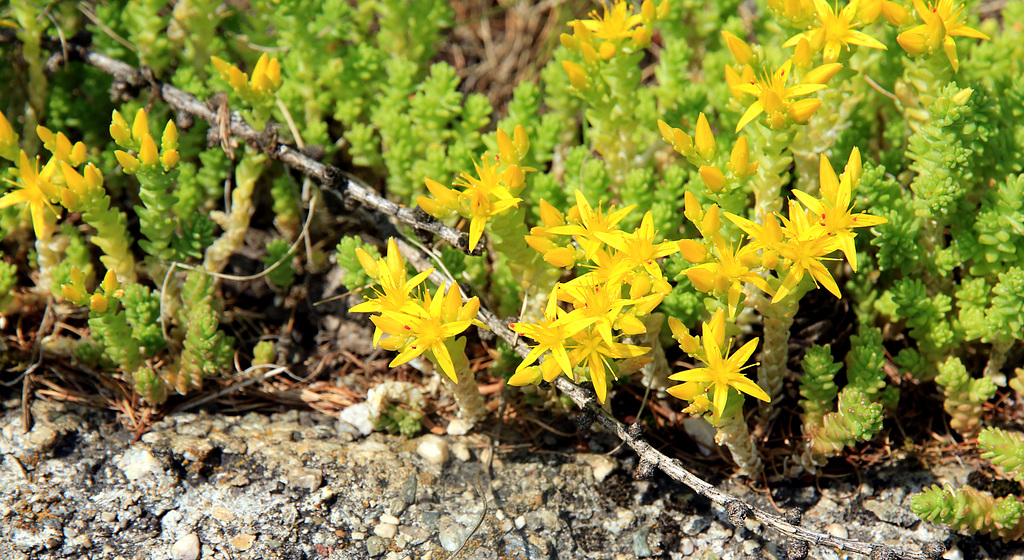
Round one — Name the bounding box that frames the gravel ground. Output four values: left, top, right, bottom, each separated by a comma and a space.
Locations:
1, 398, 1020, 560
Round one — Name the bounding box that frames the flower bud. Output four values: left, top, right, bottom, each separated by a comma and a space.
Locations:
788, 98, 823, 125
100, 269, 120, 294
560, 32, 578, 50
131, 108, 150, 141
138, 134, 159, 168
90, 293, 109, 314
109, 110, 131, 147
161, 120, 179, 152
562, 61, 589, 90
599, 41, 617, 60
115, 150, 139, 174
694, 113, 716, 161
580, 42, 600, 66
161, 149, 180, 170
699, 165, 726, 192
631, 27, 651, 49
721, 31, 753, 65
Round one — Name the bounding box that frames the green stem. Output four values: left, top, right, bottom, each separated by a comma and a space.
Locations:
435, 337, 487, 435
715, 411, 763, 478
748, 124, 796, 222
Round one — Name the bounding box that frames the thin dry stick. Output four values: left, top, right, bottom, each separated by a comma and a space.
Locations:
12, 32, 947, 560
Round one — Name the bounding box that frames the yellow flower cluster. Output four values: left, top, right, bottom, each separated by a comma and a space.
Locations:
509, 190, 679, 403
667, 310, 769, 424
418, 126, 532, 252
0, 112, 92, 240
767, 0, 987, 72
658, 113, 758, 193
559, 0, 669, 90
110, 108, 180, 174
724, 148, 886, 302
211, 53, 283, 105
350, 239, 483, 383
896, 0, 989, 72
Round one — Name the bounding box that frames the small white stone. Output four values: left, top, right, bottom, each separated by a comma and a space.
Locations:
515, 516, 526, 530
374, 523, 398, 539
416, 435, 449, 467
445, 419, 473, 436
170, 534, 200, 560
117, 446, 164, 481
680, 539, 695, 556
450, 441, 472, 462
380, 514, 400, 525
438, 524, 463, 551
339, 403, 374, 436
826, 523, 848, 539
943, 544, 964, 560
352, 531, 365, 540
579, 454, 616, 483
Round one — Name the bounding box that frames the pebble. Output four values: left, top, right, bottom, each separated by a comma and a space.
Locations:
515, 516, 526, 530
579, 454, 617, 483
170, 534, 200, 560
285, 467, 322, 491
374, 523, 398, 539
632, 528, 653, 557
230, 534, 255, 551
827, 523, 849, 539
944, 544, 964, 560
380, 513, 400, 525
438, 523, 463, 551
450, 441, 471, 462
680, 539, 695, 556
366, 536, 386, 557
416, 435, 449, 467
399, 525, 431, 545
339, 403, 374, 436
117, 446, 164, 481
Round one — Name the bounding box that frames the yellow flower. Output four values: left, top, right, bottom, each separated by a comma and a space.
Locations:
575, 1, 644, 41
595, 211, 680, 279
783, 0, 888, 63
668, 310, 768, 423
371, 283, 480, 383
773, 200, 843, 302
791, 149, 887, 271
0, 151, 61, 239
547, 190, 636, 260
510, 306, 596, 380
684, 237, 774, 318
896, 0, 989, 72
350, 238, 434, 344
733, 60, 842, 132
568, 326, 649, 403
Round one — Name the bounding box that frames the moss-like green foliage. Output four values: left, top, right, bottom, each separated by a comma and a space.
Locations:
374, 403, 424, 438
174, 301, 233, 394
846, 327, 898, 408
798, 344, 840, 426
0, 257, 16, 310
808, 387, 884, 457
934, 356, 996, 437
911, 484, 1024, 542
263, 238, 297, 290
335, 236, 380, 292
121, 283, 166, 357
979, 427, 1024, 483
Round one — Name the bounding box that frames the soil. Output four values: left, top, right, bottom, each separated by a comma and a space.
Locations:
4, 397, 1021, 560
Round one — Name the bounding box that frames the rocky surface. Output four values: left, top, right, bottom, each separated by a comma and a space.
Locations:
0, 398, 1018, 559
